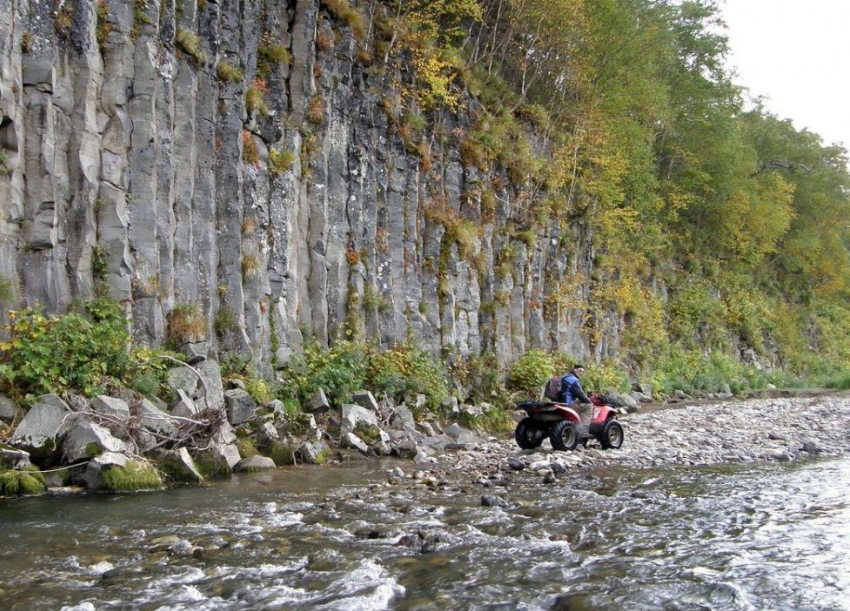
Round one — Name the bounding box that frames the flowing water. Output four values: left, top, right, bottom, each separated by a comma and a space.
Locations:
2, 456, 849, 611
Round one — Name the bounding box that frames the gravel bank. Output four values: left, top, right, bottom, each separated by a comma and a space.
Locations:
412, 396, 850, 487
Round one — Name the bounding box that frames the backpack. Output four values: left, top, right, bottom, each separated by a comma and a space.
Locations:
544, 375, 563, 401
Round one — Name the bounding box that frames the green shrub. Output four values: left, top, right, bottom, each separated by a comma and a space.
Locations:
175, 28, 207, 66
216, 60, 243, 83
508, 350, 554, 398
281, 340, 368, 406
214, 306, 239, 336
366, 341, 449, 412
167, 303, 206, 343
268, 148, 296, 177
0, 299, 131, 399
259, 42, 291, 65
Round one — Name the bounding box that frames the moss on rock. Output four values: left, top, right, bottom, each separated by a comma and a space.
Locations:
0, 468, 47, 496
101, 461, 163, 492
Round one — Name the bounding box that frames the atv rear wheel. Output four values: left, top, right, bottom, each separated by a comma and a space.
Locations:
550, 420, 579, 451
600, 419, 624, 450
515, 417, 547, 449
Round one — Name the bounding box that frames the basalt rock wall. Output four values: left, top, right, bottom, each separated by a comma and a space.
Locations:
0, 0, 619, 372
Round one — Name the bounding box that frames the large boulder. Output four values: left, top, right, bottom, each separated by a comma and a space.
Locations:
234, 455, 276, 472
82, 453, 163, 492
195, 359, 225, 411
352, 390, 379, 412
297, 441, 331, 465
308, 388, 330, 414
224, 389, 257, 425
167, 366, 199, 396
342, 432, 369, 454
137, 398, 179, 437
390, 405, 416, 430
10, 396, 72, 459
194, 443, 241, 477
159, 448, 203, 483
62, 420, 129, 463
340, 404, 378, 433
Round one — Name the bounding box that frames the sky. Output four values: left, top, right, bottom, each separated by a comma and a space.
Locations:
720, 0, 850, 152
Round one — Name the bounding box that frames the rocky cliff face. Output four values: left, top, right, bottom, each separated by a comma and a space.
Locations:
0, 0, 618, 372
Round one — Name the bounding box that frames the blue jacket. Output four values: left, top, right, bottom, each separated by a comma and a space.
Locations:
561, 373, 590, 405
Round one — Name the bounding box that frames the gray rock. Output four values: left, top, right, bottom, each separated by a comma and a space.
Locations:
234, 455, 277, 472
268, 400, 287, 416
170, 390, 198, 419
195, 360, 225, 411
224, 389, 257, 425
443, 423, 470, 439
82, 452, 131, 490
481, 495, 509, 508
91, 396, 130, 420
229, 378, 246, 391
341, 404, 379, 433
0, 447, 32, 470
138, 398, 178, 437
308, 388, 330, 413
342, 432, 369, 454
371, 440, 392, 456
507, 457, 525, 471
298, 441, 331, 465
167, 366, 199, 396
0, 395, 21, 422
257, 422, 280, 444
413, 394, 428, 410
182, 341, 209, 365
391, 405, 417, 430
160, 448, 204, 483
62, 420, 129, 463
10, 398, 72, 457
352, 390, 379, 412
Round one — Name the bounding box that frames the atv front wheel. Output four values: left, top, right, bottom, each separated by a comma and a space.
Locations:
550, 421, 579, 451
599, 419, 624, 450
515, 417, 547, 449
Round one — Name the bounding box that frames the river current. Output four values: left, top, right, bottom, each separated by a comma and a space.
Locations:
1, 456, 849, 610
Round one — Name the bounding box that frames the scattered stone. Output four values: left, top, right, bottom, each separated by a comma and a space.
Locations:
391, 406, 416, 430
298, 441, 331, 465
10, 397, 72, 458
91, 396, 130, 420
167, 367, 198, 396
342, 432, 369, 454
308, 388, 331, 414
170, 390, 198, 419
224, 389, 257, 425
341, 404, 379, 433
0, 395, 21, 423
138, 398, 178, 437
481, 495, 509, 508
352, 390, 379, 412
160, 448, 204, 483
194, 360, 226, 411
62, 420, 129, 463
234, 455, 276, 472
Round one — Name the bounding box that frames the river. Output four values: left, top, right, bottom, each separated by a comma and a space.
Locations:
2, 455, 849, 611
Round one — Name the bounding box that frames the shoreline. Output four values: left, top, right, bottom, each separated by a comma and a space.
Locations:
391, 394, 850, 490
4, 392, 850, 500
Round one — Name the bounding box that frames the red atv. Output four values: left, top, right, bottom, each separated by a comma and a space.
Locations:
514, 394, 624, 451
